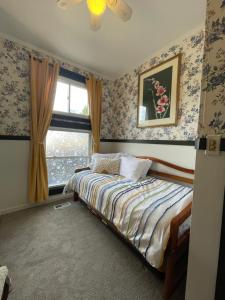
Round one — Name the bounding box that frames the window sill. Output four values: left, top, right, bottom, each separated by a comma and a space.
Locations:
53, 111, 90, 119
51, 113, 91, 131
49, 185, 65, 196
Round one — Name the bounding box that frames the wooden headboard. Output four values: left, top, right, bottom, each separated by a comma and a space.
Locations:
137, 156, 194, 184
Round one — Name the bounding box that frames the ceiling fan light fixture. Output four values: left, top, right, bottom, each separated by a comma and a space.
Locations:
87, 0, 107, 16
56, 0, 132, 31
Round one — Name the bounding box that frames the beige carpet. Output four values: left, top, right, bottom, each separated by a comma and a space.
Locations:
0, 200, 185, 300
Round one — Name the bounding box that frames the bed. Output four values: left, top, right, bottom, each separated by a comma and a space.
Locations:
65, 156, 194, 299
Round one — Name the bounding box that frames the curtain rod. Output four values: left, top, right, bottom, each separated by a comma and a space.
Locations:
29, 54, 90, 80
29, 54, 55, 66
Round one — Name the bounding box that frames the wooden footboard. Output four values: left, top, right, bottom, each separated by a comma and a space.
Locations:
1, 276, 10, 300
164, 203, 192, 299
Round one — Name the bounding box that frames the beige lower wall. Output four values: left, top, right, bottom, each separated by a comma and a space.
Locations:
0, 140, 196, 214
100, 142, 196, 178
186, 152, 225, 300
0, 140, 71, 215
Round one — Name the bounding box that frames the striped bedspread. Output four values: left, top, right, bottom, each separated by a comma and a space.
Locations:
65, 171, 193, 269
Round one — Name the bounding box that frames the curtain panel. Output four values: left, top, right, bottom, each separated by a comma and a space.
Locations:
28, 57, 59, 203
86, 76, 102, 153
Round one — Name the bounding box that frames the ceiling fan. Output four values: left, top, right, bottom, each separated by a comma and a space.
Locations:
56, 0, 132, 31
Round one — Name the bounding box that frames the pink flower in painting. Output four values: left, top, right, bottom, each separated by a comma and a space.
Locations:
156, 86, 166, 96
157, 95, 169, 106
156, 106, 165, 113
154, 81, 160, 89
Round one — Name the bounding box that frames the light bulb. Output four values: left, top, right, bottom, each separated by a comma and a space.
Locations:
87, 0, 106, 16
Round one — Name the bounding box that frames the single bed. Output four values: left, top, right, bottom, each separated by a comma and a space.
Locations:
64, 156, 194, 299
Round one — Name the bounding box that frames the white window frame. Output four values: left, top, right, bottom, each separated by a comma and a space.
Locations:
53, 76, 89, 119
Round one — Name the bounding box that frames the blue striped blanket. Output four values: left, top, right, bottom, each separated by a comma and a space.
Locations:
65, 171, 193, 268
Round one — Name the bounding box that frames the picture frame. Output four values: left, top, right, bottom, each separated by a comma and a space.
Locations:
137, 54, 181, 128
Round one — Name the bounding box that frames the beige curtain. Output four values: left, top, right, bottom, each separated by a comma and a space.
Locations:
86, 75, 102, 153
28, 57, 59, 203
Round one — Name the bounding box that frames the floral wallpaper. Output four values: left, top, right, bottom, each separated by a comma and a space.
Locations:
0, 28, 206, 141
0, 36, 108, 136
198, 0, 225, 136
0, 39, 30, 136
101, 29, 205, 141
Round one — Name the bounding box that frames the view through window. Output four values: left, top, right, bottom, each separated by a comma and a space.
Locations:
46, 130, 90, 187
46, 76, 90, 187
53, 79, 89, 115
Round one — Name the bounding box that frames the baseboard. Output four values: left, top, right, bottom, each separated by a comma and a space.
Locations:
0, 193, 73, 216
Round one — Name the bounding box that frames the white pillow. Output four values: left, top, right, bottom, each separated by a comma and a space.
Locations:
89, 152, 132, 169
119, 156, 152, 181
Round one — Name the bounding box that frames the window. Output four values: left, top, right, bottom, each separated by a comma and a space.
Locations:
53, 78, 89, 116
46, 129, 91, 187
47, 71, 91, 190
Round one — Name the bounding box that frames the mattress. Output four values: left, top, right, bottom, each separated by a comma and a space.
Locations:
65, 170, 193, 269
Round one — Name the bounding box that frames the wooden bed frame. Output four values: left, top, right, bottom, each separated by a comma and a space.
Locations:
1, 276, 10, 300
73, 157, 194, 299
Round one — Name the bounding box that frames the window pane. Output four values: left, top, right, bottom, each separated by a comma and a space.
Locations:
53, 81, 69, 113
46, 130, 89, 157
47, 157, 88, 187
46, 130, 90, 187
70, 85, 89, 115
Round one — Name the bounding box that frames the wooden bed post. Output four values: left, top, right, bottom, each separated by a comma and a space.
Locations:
74, 192, 79, 202
164, 253, 176, 299
164, 203, 192, 299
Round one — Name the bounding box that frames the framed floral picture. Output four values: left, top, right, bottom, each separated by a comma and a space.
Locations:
137, 54, 181, 127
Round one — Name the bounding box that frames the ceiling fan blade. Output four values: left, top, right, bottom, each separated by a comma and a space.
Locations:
90, 13, 102, 31
71, 0, 83, 4
106, 0, 132, 21
56, 0, 83, 10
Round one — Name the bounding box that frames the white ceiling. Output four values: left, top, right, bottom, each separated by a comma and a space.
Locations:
0, 0, 206, 78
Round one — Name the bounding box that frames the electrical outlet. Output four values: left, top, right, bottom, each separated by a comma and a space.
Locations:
205, 135, 221, 156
